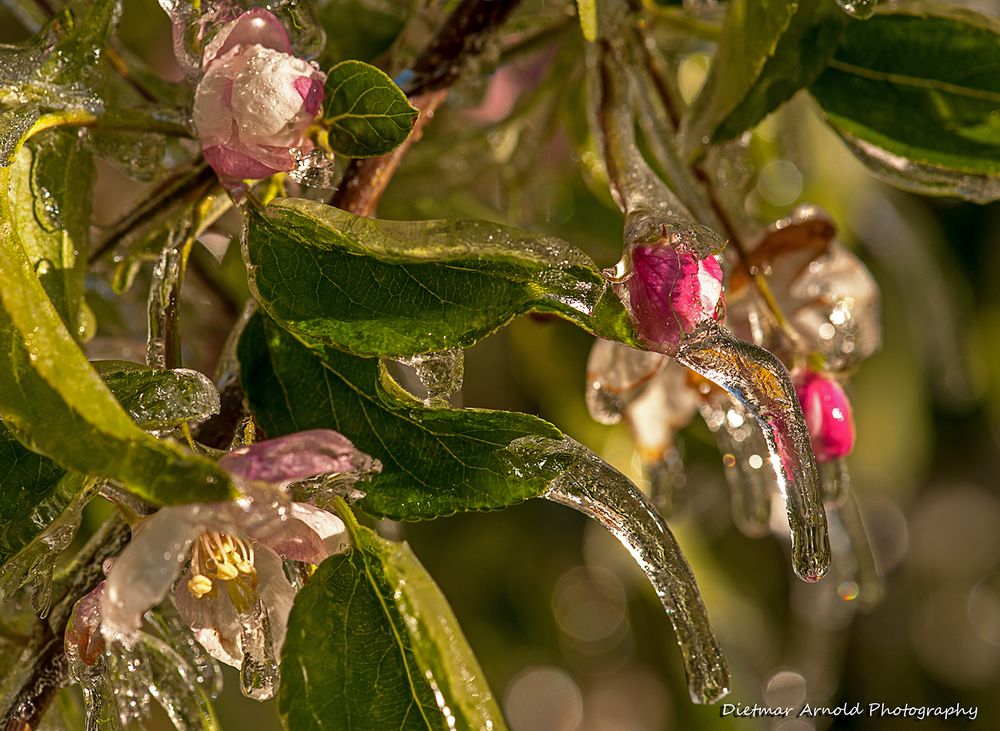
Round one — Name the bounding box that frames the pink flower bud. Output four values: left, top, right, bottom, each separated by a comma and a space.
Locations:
794, 370, 855, 462
193, 10, 324, 181
614, 243, 724, 355
65, 581, 106, 666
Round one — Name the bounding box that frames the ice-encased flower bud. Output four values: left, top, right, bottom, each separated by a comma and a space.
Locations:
192, 9, 324, 181
65, 581, 107, 667
613, 242, 724, 355
794, 370, 855, 462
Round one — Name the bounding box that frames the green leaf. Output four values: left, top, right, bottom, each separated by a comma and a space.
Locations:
0, 420, 68, 568
321, 60, 418, 157
681, 0, 848, 155
576, 0, 597, 41
244, 198, 640, 358
0, 106, 41, 166
279, 523, 506, 731
810, 6, 1000, 202
93, 361, 221, 430
7, 129, 93, 334
0, 166, 233, 506
239, 313, 567, 519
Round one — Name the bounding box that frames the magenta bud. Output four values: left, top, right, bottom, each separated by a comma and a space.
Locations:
615, 243, 724, 355
794, 370, 855, 462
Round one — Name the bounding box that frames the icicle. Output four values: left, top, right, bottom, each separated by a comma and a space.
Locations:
65, 583, 120, 731
699, 399, 773, 538
147, 601, 223, 698
510, 435, 730, 703
395, 349, 465, 408
644, 450, 688, 518
833, 491, 883, 609
0, 475, 94, 614
146, 242, 183, 369
677, 320, 830, 582
820, 459, 850, 508
239, 598, 278, 700
138, 633, 220, 730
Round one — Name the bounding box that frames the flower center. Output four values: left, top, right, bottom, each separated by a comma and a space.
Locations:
187, 531, 258, 606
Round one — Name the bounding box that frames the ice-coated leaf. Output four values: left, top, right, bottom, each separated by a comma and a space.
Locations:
243, 198, 641, 358
0, 106, 41, 166
238, 313, 565, 518
93, 361, 221, 430
7, 129, 93, 335
0, 420, 68, 569
321, 60, 418, 157
526, 435, 730, 704
680, 0, 847, 155
0, 0, 118, 113
810, 7, 1000, 202
0, 166, 233, 506
279, 525, 506, 730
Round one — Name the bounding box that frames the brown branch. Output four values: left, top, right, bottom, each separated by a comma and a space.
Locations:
331, 0, 522, 216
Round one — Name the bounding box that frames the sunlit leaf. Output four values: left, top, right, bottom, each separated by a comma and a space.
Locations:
810, 6, 1000, 202
244, 198, 640, 358
280, 525, 506, 730
322, 60, 417, 157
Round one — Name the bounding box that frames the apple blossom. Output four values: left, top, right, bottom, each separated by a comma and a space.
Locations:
192, 9, 325, 181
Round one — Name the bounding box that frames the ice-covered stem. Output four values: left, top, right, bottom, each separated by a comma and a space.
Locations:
676, 321, 831, 582
530, 436, 730, 704
1, 517, 132, 730
332, 0, 522, 216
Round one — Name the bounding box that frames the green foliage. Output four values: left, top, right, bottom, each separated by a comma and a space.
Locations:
279, 523, 505, 730
7, 130, 93, 334
682, 0, 847, 155
92, 361, 220, 430
322, 60, 418, 157
244, 198, 641, 358
317, 0, 411, 65
810, 6, 1000, 199
239, 313, 566, 519
0, 421, 68, 567
0, 164, 233, 507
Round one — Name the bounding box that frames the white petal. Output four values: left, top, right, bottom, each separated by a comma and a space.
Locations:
193, 61, 238, 146
289, 502, 349, 555
229, 46, 315, 145
174, 568, 244, 669
101, 507, 201, 643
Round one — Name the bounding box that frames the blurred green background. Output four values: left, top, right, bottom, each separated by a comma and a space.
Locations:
5, 0, 1000, 728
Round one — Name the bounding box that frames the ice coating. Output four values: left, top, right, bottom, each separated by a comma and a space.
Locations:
219, 428, 377, 485
585, 338, 668, 425
613, 243, 724, 355
396, 349, 465, 408
147, 243, 182, 369
510, 434, 730, 703
676, 320, 831, 582
728, 205, 881, 372
699, 396, 774, 538
834, 0, 879, 20
239, 598, 279, 700
839, 131, 1000, 205
795, 370, 855, 463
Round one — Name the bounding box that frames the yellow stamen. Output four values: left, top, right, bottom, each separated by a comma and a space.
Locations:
187, 530, 259, 600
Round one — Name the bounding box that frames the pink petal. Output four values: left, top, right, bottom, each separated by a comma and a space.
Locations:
174, 569, 244, 669
619, 245, 724, 355
203, 9, 292, 66
203, 144, 288, 180
293, 75, 325, 116
220, 429, 374, 485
